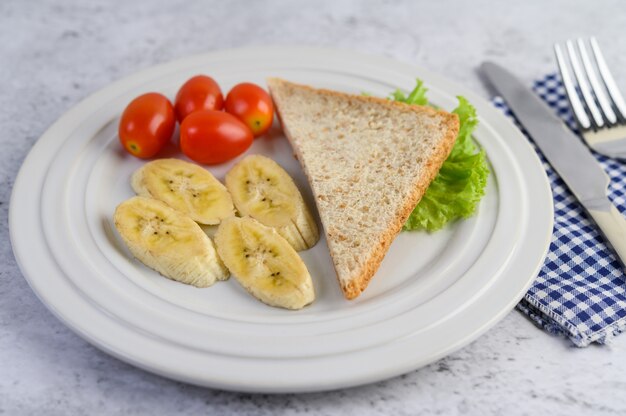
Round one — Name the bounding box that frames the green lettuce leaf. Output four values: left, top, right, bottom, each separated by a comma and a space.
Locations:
390, 79, 428, 106
392, 81, 489, 232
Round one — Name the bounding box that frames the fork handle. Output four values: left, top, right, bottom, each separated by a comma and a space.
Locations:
588, 202, 626, 269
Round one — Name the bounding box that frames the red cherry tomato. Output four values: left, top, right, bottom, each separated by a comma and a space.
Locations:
118, 92, 175, 158
180, 110, 253, 165
224, 83, 274, 137
174, 75, 223, 122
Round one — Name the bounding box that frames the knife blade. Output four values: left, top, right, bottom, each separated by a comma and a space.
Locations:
481, 61, 626, 267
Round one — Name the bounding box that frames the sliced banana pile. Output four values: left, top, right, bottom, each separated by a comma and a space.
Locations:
114, 157, 318, 310
132, 158, 235, 225
114, 196, 229, 287
215, 217, 314, 310
226, 155, 319, 251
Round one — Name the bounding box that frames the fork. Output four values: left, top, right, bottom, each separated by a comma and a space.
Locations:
554, 37, 626, 159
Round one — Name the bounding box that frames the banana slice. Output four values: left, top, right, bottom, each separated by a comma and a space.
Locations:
132, 158, 235, 225
225, 155, 319, 251
114, 196, 229, 287
215, 216, 315, 310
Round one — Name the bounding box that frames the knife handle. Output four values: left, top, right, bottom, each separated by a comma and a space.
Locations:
588, 203, 626, 268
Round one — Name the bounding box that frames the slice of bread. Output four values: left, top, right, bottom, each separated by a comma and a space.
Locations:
267, 78, 459, 300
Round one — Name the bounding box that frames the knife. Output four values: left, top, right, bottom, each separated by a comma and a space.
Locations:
481, 61, 626, 268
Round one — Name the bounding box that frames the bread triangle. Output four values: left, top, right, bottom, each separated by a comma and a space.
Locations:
267, 78, 459, 299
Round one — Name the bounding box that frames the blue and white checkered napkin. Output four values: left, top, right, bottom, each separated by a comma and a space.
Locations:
492, 74, 626, 347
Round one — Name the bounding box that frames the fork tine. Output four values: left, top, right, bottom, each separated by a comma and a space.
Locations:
555, 43, 591, 130
578, 38, 618, 125
590, 37, 626, 121
566, 40, 605, 128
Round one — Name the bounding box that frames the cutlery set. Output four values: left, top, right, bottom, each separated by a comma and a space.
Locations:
482, 37, 626, 267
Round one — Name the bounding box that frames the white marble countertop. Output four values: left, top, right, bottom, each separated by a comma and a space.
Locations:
3, 0, 626, 414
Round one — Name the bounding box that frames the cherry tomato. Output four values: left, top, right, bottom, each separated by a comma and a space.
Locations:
118, 92, 175, 158
180, 110, 253, 165
174, 75, 223, 122
224, 83, 274, 137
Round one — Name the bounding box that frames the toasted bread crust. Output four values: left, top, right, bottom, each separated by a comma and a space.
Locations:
268, 78, 460, 300
267, 77, 456, 126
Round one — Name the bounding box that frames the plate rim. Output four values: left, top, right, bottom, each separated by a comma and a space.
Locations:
9, 45, 553, 393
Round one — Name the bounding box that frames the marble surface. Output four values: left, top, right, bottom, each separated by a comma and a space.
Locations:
3, 0, 626, 414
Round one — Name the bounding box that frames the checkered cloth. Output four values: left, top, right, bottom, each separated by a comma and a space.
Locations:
492, 74, 626, 347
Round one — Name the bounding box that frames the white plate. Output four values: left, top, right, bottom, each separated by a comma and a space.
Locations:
9, 47, 552, 393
